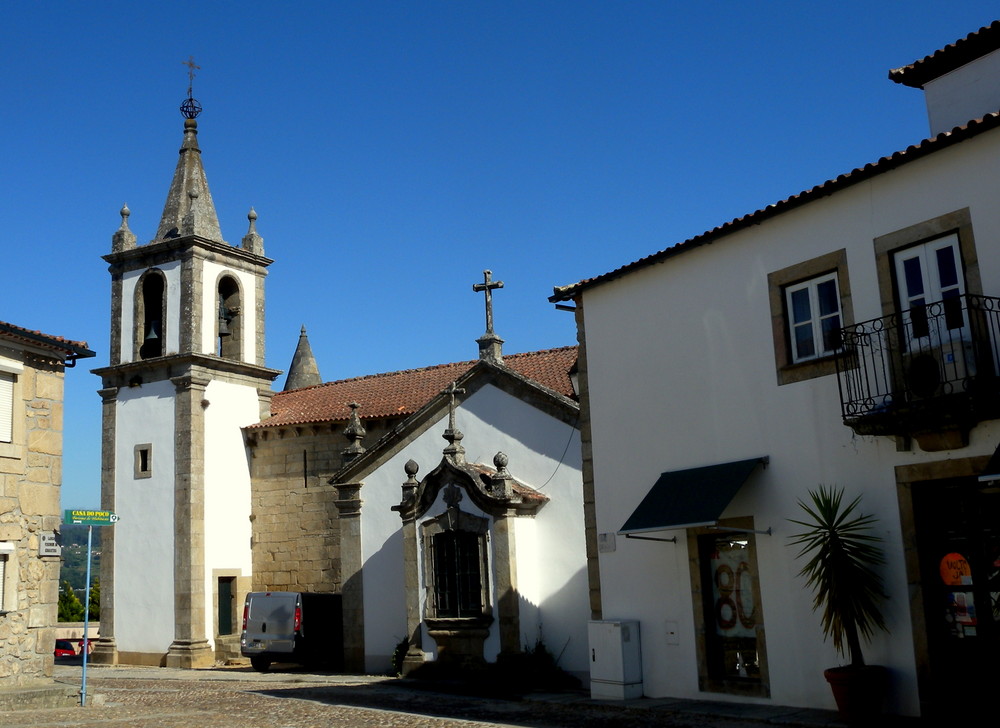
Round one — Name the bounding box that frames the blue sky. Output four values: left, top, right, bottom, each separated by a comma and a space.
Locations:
3, 2, 997, 509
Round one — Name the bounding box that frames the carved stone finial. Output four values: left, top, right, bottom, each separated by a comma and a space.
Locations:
442, 382, 466, 463
341, 402, 367, 465
491, 452, 514, 500
112, 203, 137, 253
242, 206, 265, 255
399, 459, 420, 511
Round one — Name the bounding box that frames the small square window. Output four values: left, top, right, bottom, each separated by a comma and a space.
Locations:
134, 444, 152, 479
784, 273, 842, 363
767, 249, 852, 385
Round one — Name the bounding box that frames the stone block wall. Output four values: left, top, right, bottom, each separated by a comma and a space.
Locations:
249, 429, 343, 593
0, 356, 66, 687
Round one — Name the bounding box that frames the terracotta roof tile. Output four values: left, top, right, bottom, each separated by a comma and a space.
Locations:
0, 320, 95, 357
252, 346, 577, 429
890, 21, 1000, 88
551, 111, 1000, 302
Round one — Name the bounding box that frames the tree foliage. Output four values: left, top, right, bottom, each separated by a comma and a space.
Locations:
88, 578, 100, 620
788, 485, 888, 667
58, 580, 85, 622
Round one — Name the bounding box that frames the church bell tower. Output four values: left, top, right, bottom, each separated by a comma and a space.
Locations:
92, 84, 280, 668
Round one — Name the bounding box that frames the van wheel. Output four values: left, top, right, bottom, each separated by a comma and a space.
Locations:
250, 656, 271, 673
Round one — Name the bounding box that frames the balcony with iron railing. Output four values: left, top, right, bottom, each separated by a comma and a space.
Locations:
835, 294, 1000, 450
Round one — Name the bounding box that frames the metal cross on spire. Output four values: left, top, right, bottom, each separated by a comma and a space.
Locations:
472, 270, 504, 336
180, 56, 203, 119
182, 56, 200, 97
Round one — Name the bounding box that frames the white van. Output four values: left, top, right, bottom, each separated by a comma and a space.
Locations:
240, 591, 342, 672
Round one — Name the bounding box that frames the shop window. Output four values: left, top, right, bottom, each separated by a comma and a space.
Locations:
688, 519, 769, 697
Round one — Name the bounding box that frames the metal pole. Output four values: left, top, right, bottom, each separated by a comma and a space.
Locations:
80, 525, 92, 707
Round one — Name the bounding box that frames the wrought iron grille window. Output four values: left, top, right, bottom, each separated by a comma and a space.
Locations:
431, 530, 484, 618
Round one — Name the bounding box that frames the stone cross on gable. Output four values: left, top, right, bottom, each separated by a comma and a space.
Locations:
473, 270, 504, 336
472, 270, 505, 364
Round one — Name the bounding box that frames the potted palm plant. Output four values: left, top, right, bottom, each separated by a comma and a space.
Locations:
789, 485, 889, 723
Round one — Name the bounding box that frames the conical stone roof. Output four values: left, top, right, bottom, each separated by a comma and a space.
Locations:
154, 118, 224, 242
284, 326, 322, 391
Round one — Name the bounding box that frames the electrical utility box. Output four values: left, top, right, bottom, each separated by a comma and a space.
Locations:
588, 619, 643, 699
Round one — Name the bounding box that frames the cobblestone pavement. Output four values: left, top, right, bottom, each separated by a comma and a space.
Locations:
7, 664, 800, 728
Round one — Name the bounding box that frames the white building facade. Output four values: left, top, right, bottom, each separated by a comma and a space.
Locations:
552, 23, 1000, 718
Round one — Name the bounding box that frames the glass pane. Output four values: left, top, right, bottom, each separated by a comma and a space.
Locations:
936, 246, 959, 289
910, 301, 929, 340
790, 288, 811, 325
821, 315, 842, 352
903, 256, 925, 298
817, 279, 839, 317
794, 323, 815, 359
704, 534, 760, 681
942, 290, 964, 331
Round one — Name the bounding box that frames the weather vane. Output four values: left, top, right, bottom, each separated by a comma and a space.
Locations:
179, 56, 203, 119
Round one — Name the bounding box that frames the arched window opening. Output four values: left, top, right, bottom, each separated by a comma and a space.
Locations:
218, 275, 242, 360
137, 272, 165, 360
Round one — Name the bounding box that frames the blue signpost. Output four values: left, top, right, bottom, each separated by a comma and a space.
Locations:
64, 509, 119, 707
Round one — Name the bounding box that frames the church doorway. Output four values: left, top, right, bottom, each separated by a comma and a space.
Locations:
912, 477, 1000, 715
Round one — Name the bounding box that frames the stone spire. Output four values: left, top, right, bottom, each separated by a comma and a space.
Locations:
473, 269, 504, 365
153, 115, 224, 243
283, 326, 322, 391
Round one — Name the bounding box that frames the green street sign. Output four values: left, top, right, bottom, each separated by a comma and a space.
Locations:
64, 509, 119, 526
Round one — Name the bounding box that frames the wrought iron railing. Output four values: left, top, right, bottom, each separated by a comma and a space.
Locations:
835, 294, 1000, 433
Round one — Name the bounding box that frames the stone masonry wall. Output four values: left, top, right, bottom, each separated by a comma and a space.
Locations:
0, 355, 66, 687
250, 430, 343, 593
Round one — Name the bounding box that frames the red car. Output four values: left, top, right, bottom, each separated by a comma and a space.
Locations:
54, 639, 76, 658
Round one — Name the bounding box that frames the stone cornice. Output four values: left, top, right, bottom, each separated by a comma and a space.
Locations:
103, 235, 273, 270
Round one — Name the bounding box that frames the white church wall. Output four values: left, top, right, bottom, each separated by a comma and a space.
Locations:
201, 379, 260, 646
199, 262, 257, 359
357, 382, 586, 675
578, 129, 1000, 716
461, 385, 589, 678
119, 260, 181, 363
113, 379, 176, 653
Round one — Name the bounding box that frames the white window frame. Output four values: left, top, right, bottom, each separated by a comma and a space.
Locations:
0, 372, 13, 443
894, 234, 967, 349
0, 542, 15, 613
0, 355, 24, 454
785, 272, 842, 364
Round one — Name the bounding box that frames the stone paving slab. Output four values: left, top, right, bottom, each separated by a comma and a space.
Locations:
17, 663, 926, 728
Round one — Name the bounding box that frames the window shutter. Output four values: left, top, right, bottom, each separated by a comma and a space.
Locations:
0, 372, 13, 443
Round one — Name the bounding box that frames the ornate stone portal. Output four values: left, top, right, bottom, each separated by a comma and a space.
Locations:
392, 383, 547, 672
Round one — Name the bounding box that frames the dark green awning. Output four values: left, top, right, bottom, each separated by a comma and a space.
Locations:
619, 457, 768, 535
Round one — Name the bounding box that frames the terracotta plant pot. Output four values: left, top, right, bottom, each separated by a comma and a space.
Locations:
824, 665, 888, 725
